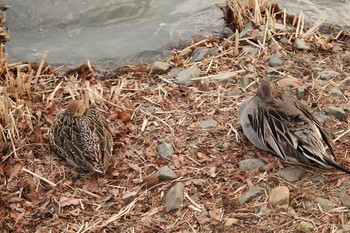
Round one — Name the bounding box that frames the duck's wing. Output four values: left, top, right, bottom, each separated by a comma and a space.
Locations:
83, 109, 113, 172
238, 96, 308, 163
49, 112, 90, 171
283, 95, 335, 159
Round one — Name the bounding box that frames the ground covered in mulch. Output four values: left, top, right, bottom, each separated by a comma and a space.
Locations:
1, 0, 350, 232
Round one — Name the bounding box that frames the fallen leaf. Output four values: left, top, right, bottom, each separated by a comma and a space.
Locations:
196, 214, 211, 225
118, 111, 131, 123
209, 208, 222, 221
58, 196, 80, 207
128, 162, 141, 173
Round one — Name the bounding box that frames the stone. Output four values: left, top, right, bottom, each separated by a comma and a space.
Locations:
342, 225, 350, 231
297, 86, 307, 99
239, 73, 257, 88
315, 197, 335, 211
341, 104, 350, 113
179, 48, 192, 58
257, 206, 271, 217
167, 68, 184, 79
316, 114, 333, 123
324, 106, 347, 121
297, 221, 314, 232
268, 52, 283, 67
242, 46, 259, 56
209, 72, 236, 84
239, 158, 265, 171
164, 182, 185, 212
269, 186, 290, 209
158, 142, 174, 160
192, 47, 209, 62
149, 61, 170, 75
276, 167, 303, 182
226, 88, 241, 97
279, 37, 289, 45
222, 27, 234, 38
224, 218, 238, 227
302, 201, 313, 209
294, 38, 310, 50
239, 186, 265, 204
174, 67, 201, 86
340, 77, 350, 88
339, 190, 350, 208
329, 86, 344, 97
191, 47, 219, 62
276, 77, 299, 88
309, 175, 325, 183
200, 118, 217, 129
318, 70, 340, 80
157, 166, 177, 180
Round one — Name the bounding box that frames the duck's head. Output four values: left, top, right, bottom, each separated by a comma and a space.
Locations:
66, 100, 86, 117
256, 80, 276, 99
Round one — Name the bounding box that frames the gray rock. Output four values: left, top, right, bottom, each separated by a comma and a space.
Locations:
297, 221, 314, 232
200, 118, 217, 129
200, 210, 209, 217
309, 175, 325, 183
302, 201, 313, 209
226, 88, 242, 97
239, 158, 265, 171
164, 182, 185, 212
316, 114, 333, 123
339, 190, 350, 208
341, 104, 350, 113
257, 206, 271, 217
191, 47, 219, 62
297, 84, 311, 99
294, 38, 310, 50
268, 52, 283, 67
149, 61, 170, 75
157, 166, 177, 180
276, 166, 303, 182
315, 197, 335, 211
239, 73, 257, 88
179, 48, 192, 58
324, 106, 347, 121
245, 64, 256, 73
174, 67, 201, 86
222, 27, 234, 38
242, 46, 259, 56
318, 70, 340, 80
209, 72, 236, 84
192, 47, 209, 62
158, 142, 174, 160
279, 37, 289, 45
269, 186, 290, 210
239, 186, 265, 204
329, 86, 344, 97
340, 77, 350, 88
167, 68, 184, 79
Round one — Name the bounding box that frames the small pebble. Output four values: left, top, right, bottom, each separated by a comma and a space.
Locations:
297, 221, 314, 232
164, 182, 185, 212
239, 158, 265, 171
158, 142, 174, 160
269, 186, 290, 210
294, 38, 310, 50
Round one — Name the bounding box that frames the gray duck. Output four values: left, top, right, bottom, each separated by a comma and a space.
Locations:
238, 80, 350, 174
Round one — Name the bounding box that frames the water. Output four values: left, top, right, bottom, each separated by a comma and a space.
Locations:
5, 0, 350, 69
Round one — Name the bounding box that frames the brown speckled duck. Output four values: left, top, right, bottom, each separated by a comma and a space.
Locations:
238, 80, 350, 174
49, 100, 113, 174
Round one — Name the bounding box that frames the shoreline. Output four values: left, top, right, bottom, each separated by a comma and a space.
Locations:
1, 0, 350, 232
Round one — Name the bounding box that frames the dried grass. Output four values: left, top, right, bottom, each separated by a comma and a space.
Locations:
1, 0, 350, 232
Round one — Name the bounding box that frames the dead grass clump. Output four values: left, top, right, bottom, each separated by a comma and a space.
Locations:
1, 0, 350, 232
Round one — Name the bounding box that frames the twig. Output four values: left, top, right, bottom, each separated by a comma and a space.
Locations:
22, 167, 57, 187
333, 128, 350, 143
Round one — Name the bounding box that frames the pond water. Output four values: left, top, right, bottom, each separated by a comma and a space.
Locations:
5, 0, 350, 69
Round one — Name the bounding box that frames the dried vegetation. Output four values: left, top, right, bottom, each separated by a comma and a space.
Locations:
1, 0, 350, 232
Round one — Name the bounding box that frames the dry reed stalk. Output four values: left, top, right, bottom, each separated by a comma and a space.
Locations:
22, 167, 57, 187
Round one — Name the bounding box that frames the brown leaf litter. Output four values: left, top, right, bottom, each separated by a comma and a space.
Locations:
1, 0, 350, 232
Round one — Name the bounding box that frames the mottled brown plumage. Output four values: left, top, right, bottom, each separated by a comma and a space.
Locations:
49, 100, 113, 174
238, 80, 350, 174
